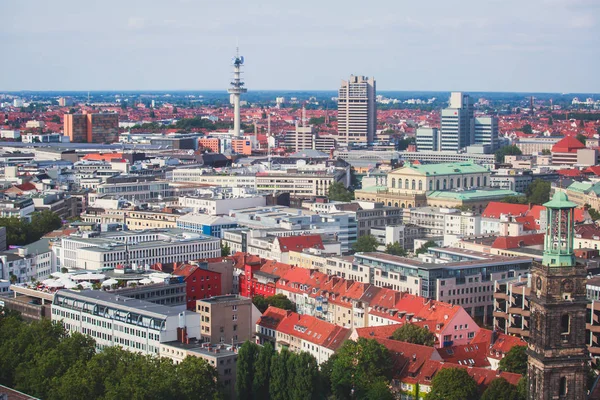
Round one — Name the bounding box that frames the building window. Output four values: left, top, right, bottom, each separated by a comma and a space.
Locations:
391, 178, 396, 188
561, 314, 570, 335
559, 377, 567, 397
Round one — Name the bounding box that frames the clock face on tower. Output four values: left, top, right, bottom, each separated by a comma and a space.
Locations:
536, 276, 543, 290
562, 279, 574, 293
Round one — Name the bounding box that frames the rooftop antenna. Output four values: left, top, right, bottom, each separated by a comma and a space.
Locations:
87, 91, 90, 104
302, 105, 306, 128
227, 40, 247, 138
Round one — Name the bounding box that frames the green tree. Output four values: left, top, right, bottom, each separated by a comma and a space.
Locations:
576, 133, 587, 145
548, 115, 553, 125
14, 332, 96, 399
51, 115, 61, 123
415, 240, 437, 255
385, 242, 407, 257
252, 294, 296, 314
541, 148, 551, 155
495, 145, 523, 162
521, 124, 533, 134
252, 342, 274, 399
290, 352, 320, 400
330, 338, 393, 399
328, 182, 354, 202
149, 110, 156, 118
525, 180, 551, 205
501, 195, 528, 204
428, 367, 479, 400
364, 378, 394, 400
270, 348, 290, 400
221, 242, 231, 257
585, 204, 600, 221
352, 234, 379, 253
499, 345, 527, 375
481, 378, 520, 400
236, 341, 259, 400
172, 106, 178, 114
391, 323, 435, 346
175, 356, 222, 400
517, 376, 528, 400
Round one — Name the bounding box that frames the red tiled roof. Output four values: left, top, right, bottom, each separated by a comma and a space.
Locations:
482, 202, 529, 219
260, 260, 293, 278
470, 328, 526, 360
274, 309, 350, 350
14, 182, 37, 191
400, 359, 522, 388
277, 235, 324, 252
374, 338, 441, 375
584, 166, 600, 176
552, 136, 585, 153
492, 233, 545, 249
354, 324, 404, 339
557, 168, 583, 177
256, 306, 291, 330
439, 342, 490, 368
575, 224, 600, 239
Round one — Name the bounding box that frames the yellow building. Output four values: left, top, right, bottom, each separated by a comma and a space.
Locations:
355, 161, 491, 208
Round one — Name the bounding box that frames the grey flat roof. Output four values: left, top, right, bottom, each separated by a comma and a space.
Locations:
55, 289, 186, 319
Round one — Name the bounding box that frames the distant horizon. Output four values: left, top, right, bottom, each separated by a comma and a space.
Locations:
2, 89, 599, 96
3, 0, 599, 93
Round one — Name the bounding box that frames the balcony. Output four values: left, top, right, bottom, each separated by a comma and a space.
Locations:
493, 310, 508, 319
507, 327, 530, 337
587, 323, 600, 333
495, 292, 508, 300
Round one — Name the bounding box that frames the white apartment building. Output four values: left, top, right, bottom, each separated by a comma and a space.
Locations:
337, 75, 376, 145
178, 195, 266, 215
0, 239, 56, 283
473, 117, 499, 151
168, 169, 257, 188
52, 290, 200, 354
53, 229, 220, 270
255, 172, 340, 197
416, 128, 440, 152
410, 207, 481, 237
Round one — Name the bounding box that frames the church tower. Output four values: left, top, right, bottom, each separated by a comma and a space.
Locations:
528, 192, 589, 400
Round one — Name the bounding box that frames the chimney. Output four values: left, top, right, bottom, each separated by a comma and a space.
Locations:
412, 354, 417, 361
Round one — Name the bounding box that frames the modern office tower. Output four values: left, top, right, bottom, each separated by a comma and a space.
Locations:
440, 92, 474, 151
227, 51, 247, 137
473, 116, 499, 151
415, 127, 440, 151
337, 75, 376, 145
283, 126, 315, 152
64, 113, 118, 143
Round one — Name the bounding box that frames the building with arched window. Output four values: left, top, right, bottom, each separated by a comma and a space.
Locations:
354, 161, 494, 210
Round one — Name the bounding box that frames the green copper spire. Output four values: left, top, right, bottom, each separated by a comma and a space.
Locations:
542, 191, 577, 267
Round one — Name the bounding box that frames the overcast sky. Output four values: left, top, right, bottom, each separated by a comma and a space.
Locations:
2, 0, 599, 93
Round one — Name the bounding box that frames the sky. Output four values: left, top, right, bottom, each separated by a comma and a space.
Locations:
2, 0, 599, 93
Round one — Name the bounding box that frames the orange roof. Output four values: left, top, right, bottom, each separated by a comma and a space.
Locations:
470, 328, 526, 360
83, 153, 124, 161
256, 306, 292, 330
274, 309, 350, 350
584, 166, 600, 176
492, 233, 545, 249
260, 260, 293, 277
277, 235, 324, 252
552, 136, 585, 153
438, 342, 490, 368
482, 202, 529, 219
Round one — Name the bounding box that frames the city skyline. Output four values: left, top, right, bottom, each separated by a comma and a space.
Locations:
2, 0, 599, 93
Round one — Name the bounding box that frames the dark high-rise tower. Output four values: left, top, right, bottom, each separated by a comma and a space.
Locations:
528, 192, 589, 400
